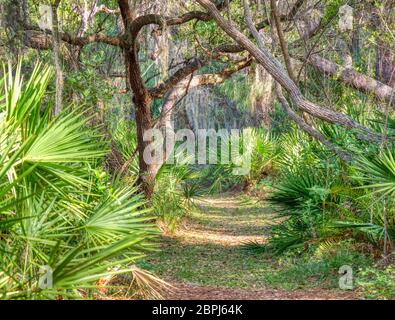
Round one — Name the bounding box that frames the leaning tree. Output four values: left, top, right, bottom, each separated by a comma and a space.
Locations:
3, 0, 394, 197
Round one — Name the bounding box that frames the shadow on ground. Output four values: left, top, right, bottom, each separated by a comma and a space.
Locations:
140, 193, 358, 300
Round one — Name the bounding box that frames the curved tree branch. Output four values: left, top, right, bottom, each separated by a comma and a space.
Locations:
276, 85, 352, 162
24, 28, 124, 48
196, 0, 378, 142
304, 55, 395, 106
149, 56, 252, 177
149, 58, 205, 98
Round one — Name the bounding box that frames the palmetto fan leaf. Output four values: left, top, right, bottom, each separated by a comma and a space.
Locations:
355, 149, 395, 197
0, 62, 159, 299
83, 187, 157, 246
24, 110, 106, 163
268, 171, 325, 210
51, 236, 149, 290
3, 62, 52, 132
1, 62, 107, 191
333, 221, 395, 245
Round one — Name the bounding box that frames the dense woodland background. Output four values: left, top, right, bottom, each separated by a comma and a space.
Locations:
0, 0, 394, 299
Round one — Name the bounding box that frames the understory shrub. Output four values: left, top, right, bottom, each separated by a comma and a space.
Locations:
0, 63, 159, 299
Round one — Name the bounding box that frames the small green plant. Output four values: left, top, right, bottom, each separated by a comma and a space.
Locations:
153, 153, 201, 230
0, 62, 159, 299
358, 266, 395, 300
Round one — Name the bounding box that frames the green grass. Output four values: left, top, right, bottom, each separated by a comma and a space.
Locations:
140, 238, 272, 288
263, 249, 372, 290
140, 193, 372, 291
357, 266, 395, 300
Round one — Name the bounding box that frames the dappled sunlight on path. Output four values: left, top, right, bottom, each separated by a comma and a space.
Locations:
147, 193, 357, 300
173, 194, 272, 246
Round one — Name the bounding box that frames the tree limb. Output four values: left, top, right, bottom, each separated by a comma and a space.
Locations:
304, 55, 395, 106
149, 58, 205, 98
276, 85, 352, 162
270, 0, 296, 82
24, 29, 124, 48
256, 0, 305, 30
196, 0, 378, 142
212, 43, 395, 106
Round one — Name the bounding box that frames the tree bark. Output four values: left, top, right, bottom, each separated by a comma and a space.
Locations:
275, 85, 352, 162
216, 43, 395, 106
306, 55, 395, 105
52, 0, 63, 115
117, 0, 251, 198
374, 1, 395, 88
118, 0, 156, 197
377, 46, 395, 88
196, 0, 377, 142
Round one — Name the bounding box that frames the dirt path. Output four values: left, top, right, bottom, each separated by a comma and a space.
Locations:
146, 193, 357, 300
165, 282, 356, 300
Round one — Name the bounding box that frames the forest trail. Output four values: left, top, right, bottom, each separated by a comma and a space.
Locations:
146, 193, 357, 300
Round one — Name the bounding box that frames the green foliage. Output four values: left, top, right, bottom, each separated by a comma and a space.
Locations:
153, 153, 201, 230
265, 120, 364, 253
265, 242, 372, 290
64, 69, 115, 107
322, 0, 345, 26
333, 221, 395, 246
268, 170, 331, 212
267, 140, 395, 253
275, 129, 321, 172
218, 74, 251, 112
0, 62, 157, 299
111, 118, 139, 176
265, 127, 346, 253
354, 149, 395, 197
201, 128, 277, 193
358, 266, 395, 300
